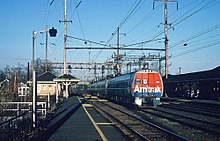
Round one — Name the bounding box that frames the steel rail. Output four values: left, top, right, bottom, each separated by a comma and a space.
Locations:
149, 107, 220, 126
139, 108, 220, 135
159, 104, 220, 118
93, 103, 151, 141
93, 102, 190, 141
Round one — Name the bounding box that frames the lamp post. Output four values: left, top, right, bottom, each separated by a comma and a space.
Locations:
32, 31, 37, 72
32, 31, 37, 128
31, 27, 57, 128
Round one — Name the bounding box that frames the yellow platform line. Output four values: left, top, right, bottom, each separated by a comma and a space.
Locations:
96, 122, 115, 126
91, 96, 98, 99
98, 99, 108, 102
82, 105, 108, 141
88, 99, 99, 102
88, 99, 108, 102
82, 104, 93, 108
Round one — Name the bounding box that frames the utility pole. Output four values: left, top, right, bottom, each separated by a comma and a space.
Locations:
32, 31, 37, 73
164, 1, 169, 79
63, 0, 67, 75
116, 27, 120, 75
154, 0, 178, 79
59, 0, 72, 74
45, 26, 48, 72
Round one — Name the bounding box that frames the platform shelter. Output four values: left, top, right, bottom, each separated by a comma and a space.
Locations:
54, 74, 80, 103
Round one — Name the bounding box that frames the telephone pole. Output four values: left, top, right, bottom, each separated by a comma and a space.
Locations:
45, 26, 48, 71
59, 0, 72, 74
116, 27, 120, 75
154, 0, 178, 79
164, 1, 169, 79
63, 0, 67, 74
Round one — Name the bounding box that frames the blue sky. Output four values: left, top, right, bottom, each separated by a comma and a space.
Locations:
0, 0, 220, 79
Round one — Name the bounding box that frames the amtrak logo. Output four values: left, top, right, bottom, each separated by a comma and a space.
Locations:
134, 85, 161, 93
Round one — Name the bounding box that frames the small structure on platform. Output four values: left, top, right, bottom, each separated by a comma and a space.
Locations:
36, 71, 58, 96
54, 74, 80, 103
27, 71, 59, 97
27, 71, 59, 110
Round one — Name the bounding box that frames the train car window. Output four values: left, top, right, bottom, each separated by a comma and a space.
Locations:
135, 79, 141, 85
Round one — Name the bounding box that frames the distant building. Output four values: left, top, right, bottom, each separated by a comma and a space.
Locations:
18, 82, 30, 97
36, 71, 58, 96
27, 72, 80, 103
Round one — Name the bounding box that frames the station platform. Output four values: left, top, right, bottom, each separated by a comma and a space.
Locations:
41, 95, 127, 141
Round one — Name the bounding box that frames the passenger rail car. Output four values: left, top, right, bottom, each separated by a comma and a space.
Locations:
164, 66, 220, 100
88, 70, 163, 106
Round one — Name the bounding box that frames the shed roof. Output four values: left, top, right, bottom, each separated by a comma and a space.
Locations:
37, 71, 56, 81
54, 74, 80, 83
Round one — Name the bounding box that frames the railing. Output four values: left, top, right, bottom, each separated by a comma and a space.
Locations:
0, 101, 48, 140
1, 102, 47, 116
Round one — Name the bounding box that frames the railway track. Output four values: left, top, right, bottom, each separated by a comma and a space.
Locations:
90, 101, 190, 141
158, 103, 220, 118
138, 107, 220, 135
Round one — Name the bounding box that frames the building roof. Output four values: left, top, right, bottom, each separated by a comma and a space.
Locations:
166, 66, 220, 82
37, 71, 56, 81
57, 74, 77, 79
54, 74, 80, 83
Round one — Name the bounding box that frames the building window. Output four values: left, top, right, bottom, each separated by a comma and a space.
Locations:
43, 85, 47, 91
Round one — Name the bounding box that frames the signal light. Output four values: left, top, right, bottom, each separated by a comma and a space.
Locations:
49, 27, 57, 37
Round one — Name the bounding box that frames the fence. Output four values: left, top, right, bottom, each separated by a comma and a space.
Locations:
1, 102, 47, 116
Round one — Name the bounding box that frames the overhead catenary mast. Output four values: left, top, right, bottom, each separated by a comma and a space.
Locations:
63, 0, 67, 74
154, 0, 178, 79
60, 0, 73, 74
164, 0, 169, 79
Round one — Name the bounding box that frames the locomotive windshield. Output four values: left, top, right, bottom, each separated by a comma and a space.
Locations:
135, 79, 141, 85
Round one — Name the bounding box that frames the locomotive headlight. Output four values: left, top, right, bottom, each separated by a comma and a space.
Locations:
143, 79, 148, 85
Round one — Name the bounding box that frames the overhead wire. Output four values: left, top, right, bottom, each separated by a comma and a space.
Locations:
172, 40, 220, 59
41, 1, 219, 75
128, 0, 218, 49
105, 0, 144, 46
171, 0, 206, 24
73, 0, 86, 41
126, 3, 162, 35
169, 24, 220, 49
167, 0, 220, 59
92, 0, 145, 63
41, 0, 51, 29
172, 0, 218, 28
168, 0, 198, 18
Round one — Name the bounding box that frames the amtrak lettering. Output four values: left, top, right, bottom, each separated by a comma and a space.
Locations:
134, 85, 162, 93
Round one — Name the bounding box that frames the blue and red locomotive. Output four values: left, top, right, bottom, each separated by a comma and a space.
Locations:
88, 70, 163, 106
